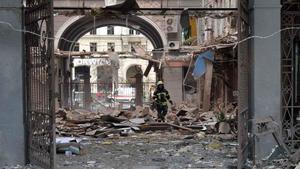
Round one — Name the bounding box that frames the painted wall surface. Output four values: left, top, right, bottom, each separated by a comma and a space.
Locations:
75, 27, 156, 87
72, 58, 156, 84
118, 58, 156, 83
0, 0, 25, 165
250, 0, 281, 160
78, 26, 153, 52
163, 67, 183, 104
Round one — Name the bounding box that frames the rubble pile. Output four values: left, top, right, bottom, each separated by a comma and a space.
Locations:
55, 103, 238, 156
56, 102, 238, 138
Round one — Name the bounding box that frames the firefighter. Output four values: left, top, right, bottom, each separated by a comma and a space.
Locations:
152, 81, 173, 122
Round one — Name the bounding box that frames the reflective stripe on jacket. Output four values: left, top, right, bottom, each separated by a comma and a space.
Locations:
153, 89, 170, 106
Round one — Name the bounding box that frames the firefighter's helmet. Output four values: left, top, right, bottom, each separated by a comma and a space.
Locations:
157, 81, 164, 85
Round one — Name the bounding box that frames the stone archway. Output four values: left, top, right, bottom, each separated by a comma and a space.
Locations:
55, 15, 166, 50
126, 65, 143, 84
55, 15, 166, 107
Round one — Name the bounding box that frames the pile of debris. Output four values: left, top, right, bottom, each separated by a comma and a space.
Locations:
55, 103, 237, 155
56, 102, 237, 138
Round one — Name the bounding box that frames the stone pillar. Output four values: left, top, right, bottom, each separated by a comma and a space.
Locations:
62, 58, 70, 108
0, 0, 25, 165
83, 73, 91, 110
250, 0, 281, 160
163, 67, 183, 104
135, 74, 143, 107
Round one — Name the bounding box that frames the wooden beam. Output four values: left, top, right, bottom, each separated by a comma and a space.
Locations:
132, 53, 160, 63
54, 51, 161, 63
197, 77, 203, 110
203, 60, 213, 111
165, 60, 191, 67
55, 51, 93, 57
144, 61, 153, 77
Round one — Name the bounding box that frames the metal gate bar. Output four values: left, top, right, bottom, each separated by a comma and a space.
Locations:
24, 0, 55, 168
237, 0, 250, 168
281, 0, 300, 152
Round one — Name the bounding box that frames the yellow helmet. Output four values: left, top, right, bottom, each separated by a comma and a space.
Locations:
157, 81, 164, 85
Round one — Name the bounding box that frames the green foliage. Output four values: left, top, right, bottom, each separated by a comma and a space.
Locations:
215, 111, 226, 122
214, 104, 229, 123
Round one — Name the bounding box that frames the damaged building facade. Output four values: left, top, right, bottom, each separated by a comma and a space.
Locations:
0, 0, 299, 168
70, 26, 156, 109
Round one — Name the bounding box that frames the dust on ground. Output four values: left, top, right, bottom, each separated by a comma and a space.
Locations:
56, 131, 238, 169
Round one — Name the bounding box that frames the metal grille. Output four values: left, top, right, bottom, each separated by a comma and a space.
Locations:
281, 1, 300, 152
24, 0, 55, 168
70, 82, 155, 111
237, 0, 250, 168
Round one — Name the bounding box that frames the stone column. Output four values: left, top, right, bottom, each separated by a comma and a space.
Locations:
0, 0, 25, 165
135, 73, 143, 107
250, 0, 281, 160
83, 73, 92, 110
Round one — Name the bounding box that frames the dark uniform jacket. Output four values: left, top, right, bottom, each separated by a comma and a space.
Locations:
153, 88, 171, 106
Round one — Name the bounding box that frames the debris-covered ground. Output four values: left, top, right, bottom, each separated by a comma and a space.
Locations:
56, 132, 238, 169
2, 103, 296, 169
52, 103, 297, 169
55, 102, 238, 138
54, 103, 240, 169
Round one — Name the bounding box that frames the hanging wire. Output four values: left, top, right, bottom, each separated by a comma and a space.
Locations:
1, 20, 300, 53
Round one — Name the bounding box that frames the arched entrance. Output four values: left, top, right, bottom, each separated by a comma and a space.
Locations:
126, 65, 143, 84
56, 15, 166, 108
56, 15, 166, 50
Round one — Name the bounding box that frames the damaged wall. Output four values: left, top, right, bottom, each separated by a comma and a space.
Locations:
211, 49, 238, 107
197, 0, 237, 44
164, 67, 183, 104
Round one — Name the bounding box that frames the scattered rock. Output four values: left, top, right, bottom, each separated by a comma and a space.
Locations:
178, 146, 193, 153
129, 118, 145, 124
118, 154, 130, 158
183, 135, 195, 139
196, 132, 206, 140
208, 140, 223, 150
218, 122, 231, 134
218, 134, 235, 140
87, 161, 96, 164
102, 141, 113, 145
152, 158, 166, 162
64, 161, 72, 166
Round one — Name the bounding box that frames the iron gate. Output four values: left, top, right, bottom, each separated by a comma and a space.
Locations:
281, 0, 300, 153
237, 0, 250, 168
24, 0, 55, 168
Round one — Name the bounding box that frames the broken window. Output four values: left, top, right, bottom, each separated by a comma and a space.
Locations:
129, 29, 134, 35
108, 42, 115, 52
90, 42, 97, 52
107, 26, 114, 35
90, 29, 96, 35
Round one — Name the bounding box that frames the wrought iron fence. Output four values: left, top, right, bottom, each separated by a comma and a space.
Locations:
237, 0, 250, 168
281, 1, 300, 152
24, 0, 55, 168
